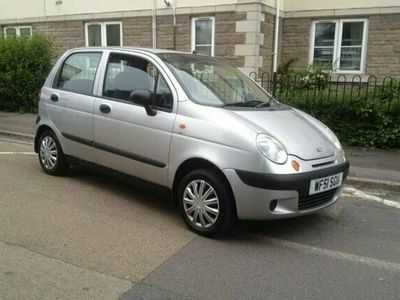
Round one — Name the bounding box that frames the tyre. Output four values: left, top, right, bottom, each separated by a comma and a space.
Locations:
177, 168, 236, 236
38, 130, 68, 175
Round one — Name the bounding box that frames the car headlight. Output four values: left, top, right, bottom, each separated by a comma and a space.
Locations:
325, 127, 342, 150
256, 134, 288, 164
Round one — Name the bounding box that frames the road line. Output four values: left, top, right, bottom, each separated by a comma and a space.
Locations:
258, 235, 400, 273
343, 186, 400, 209
0, 152, 36, 155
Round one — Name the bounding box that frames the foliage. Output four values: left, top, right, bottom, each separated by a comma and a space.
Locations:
0, 35, 54, 112
278, 89, 400, 149
277, 59, 335, 90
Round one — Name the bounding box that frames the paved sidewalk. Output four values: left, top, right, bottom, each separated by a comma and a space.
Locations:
0, 112, 399, 189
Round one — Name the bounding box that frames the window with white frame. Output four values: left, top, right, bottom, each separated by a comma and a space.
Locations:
3, 26, 32, 37
85, 22, 122, 47
191, 17, 215, 56
310, 19, 368, 73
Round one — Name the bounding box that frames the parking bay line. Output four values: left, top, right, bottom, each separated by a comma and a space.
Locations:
252, 235, 400, 274
343, 186, 400, 209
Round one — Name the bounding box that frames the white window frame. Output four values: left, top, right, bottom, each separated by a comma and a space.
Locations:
3, 25, 32, 37
191, 17, 215, 57
85, 21, 123, 47
309, 19, 368, 74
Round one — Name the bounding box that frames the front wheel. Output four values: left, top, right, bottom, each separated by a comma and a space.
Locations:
177, 169, 236, 236
38, 130, 68, 175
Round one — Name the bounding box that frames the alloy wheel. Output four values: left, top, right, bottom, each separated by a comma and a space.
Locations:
40, 136, 58, 170
183, 180, 220, 228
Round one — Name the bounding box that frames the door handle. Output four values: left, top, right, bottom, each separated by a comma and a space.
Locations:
99, 104, 111, 114
50, 94, 59, 102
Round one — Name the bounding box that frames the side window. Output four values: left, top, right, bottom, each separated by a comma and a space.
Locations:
104, 53, 173, 110
57, 52, 102, 95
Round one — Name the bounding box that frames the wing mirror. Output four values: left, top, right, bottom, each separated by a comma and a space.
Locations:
129, 90, 157, 116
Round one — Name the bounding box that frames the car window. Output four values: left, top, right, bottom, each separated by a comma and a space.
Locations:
104, 53, 173, 110
57, 52, 102, 95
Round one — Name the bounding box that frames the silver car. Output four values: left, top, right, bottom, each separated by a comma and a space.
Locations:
35, 47, 349, 236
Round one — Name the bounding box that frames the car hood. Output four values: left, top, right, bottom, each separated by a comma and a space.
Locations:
228, 108, 336, 160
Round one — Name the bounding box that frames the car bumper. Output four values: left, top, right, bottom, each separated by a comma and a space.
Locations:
223, 161, 350, 220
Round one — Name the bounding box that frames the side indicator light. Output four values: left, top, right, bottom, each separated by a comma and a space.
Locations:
179, 123, 186, 129
291, 160, 300, 172
339, 150, 346, 161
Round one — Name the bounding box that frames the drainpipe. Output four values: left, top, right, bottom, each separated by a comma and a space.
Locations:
173, 0, 177, 50
272, 0, 281, 97
152, 0, 157, 49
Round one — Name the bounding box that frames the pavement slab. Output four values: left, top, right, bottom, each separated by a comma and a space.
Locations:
0, 240, 132, 300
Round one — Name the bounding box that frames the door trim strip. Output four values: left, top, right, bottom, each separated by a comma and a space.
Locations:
61, 132, 166, 168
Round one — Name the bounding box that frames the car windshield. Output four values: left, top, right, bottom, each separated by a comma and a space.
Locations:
157, 53, 271, 107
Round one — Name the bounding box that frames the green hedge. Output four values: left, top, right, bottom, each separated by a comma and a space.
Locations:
0, 35, 54, 112
282, 93, 400, 149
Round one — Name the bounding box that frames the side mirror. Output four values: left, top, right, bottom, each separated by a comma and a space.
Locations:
129, 90, 157, 116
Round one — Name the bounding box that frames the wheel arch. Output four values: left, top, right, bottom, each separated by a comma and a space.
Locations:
172, 158, 237, 215
34, 125, 55, 153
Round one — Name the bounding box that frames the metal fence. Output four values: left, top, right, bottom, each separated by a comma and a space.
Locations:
249, 72, 400, 113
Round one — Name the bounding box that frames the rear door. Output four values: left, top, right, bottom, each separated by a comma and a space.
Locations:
93, 51, 176, 186
52, 51, 103, 162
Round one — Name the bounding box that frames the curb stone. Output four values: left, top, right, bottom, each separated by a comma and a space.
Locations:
0, 130, 34, 142
346, 176, 400, 192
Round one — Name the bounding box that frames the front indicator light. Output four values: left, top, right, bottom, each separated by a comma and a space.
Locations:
291, 160, 300, 171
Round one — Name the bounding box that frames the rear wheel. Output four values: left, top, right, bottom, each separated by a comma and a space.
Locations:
177, 169, 235, 236
38, 130, 68, 175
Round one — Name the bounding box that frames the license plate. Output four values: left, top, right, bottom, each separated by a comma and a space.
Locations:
309, 173, 343, 195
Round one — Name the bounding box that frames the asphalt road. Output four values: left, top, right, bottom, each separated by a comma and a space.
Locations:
0, 136, 399, 300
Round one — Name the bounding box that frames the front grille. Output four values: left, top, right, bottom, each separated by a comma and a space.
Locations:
298, 188, 338, 211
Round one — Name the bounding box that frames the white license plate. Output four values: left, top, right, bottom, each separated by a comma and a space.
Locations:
309, 173, 343, 195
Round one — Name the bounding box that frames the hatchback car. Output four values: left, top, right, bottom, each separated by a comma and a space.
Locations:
35, 47, 349, 236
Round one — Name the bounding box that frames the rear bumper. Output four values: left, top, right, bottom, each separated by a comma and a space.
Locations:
223, 161, 350, 220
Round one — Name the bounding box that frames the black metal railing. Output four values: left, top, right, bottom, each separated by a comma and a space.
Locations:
249, 72, 400, 113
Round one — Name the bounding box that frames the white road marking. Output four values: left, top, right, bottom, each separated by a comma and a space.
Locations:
259, 235, 400, 273
343, 186, 400, 209
0, 152, 36, 155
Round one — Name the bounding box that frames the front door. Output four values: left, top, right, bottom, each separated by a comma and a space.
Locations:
93, 52, 176, 186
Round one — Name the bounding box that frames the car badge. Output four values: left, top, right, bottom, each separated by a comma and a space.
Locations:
316, 147, 323, 153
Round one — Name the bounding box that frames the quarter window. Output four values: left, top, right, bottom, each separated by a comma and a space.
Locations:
57, 52, 102, 95
85, 22, 122, 47
3, 26, 32, 37
104, 53, 173, 110
191, 17, 215, 56
310, 19, 368, 73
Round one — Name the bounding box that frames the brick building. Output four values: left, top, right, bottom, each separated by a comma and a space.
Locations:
0, 0, 399, 78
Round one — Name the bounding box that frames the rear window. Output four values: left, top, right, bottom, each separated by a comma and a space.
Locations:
56, 52, 102, 95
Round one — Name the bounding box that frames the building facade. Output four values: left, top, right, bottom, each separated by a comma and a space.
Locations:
0, 0, 399, 78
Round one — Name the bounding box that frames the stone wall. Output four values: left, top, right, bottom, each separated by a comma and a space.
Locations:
259, 13, 277, 77
32, 21, 85, 56
280, 17, 310, 69
366, 14, 400, 77
123, 16, 152, 48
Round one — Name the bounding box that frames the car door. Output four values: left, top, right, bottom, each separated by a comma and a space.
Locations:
93, 51, 176, 186
51, 51, 103, 162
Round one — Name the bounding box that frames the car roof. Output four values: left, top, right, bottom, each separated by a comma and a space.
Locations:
69, 46, 192, 56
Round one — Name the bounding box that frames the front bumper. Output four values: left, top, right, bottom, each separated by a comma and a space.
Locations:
223, 161, 350, 220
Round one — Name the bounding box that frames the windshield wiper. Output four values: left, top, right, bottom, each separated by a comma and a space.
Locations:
256, 101, 271, 108
222, 100, 264, 107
